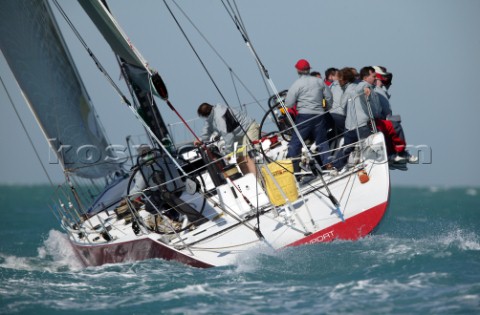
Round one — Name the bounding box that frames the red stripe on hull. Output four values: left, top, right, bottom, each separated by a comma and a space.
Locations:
70, 202, 388, 268
71, 237, 212, 268
287, 201, 388, 247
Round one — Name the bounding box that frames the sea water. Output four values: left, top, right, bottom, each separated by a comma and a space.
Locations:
1, 186, 479, 314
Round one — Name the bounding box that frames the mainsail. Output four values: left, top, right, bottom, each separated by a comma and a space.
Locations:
78, 0, 171, 144
0, 0, 121, 179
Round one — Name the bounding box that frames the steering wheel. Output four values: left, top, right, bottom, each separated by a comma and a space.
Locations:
268, 89, 288, 109
262, 90, 295, 141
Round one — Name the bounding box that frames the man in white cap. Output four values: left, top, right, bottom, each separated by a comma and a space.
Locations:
372, 66, 417, 164
284, 59, 333, 182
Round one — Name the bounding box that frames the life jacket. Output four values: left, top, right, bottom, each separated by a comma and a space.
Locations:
280, 104, 298, 117
223, 109, 240, 133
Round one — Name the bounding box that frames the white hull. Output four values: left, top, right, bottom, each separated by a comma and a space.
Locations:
68, 133, 390, 268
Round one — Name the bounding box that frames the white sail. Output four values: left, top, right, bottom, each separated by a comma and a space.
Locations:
0, 0, 121, 179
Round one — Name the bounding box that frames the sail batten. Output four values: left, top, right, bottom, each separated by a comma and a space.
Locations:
0, 0, 120, 179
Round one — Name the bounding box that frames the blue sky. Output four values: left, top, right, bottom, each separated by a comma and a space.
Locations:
1, 0, 479, 187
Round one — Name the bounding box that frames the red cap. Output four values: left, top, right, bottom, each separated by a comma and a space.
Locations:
295, 59, 311, 71
376, 73, 386, 81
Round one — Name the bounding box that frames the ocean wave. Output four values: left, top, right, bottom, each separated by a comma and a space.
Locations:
0, 230, 83, 272
466, 188, 478, 196
438, 229, 480, 251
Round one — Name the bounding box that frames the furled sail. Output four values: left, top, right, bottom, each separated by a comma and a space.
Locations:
78, 0, 171, 143
0, 0, 121, 178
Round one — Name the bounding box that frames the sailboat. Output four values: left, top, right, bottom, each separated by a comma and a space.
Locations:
0, 0, 390, 268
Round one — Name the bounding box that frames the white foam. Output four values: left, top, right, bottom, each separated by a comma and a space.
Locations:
0, 229, 83, 272
168, 284, 213, 297
330, 272, 447, 302
439, 229, 480, 251
232, 242, 277, 273
428, 186, 440, 193
0, 253, 35, 271
42, 229, 84, 271
465, 188, 477, 196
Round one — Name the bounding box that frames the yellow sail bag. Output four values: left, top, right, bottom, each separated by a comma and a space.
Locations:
261, 160, 298, 206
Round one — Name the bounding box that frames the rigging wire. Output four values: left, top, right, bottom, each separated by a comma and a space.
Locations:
113, 54, 157, 148
162, 0, 256, 158
52, 0, 187, 178
170, 0, 267, 112
164, 1, 296, 224
221, 0, 269, 80
159, 1, 261, 196
221, 1, 298, 152
54, 0, 262, 230
162, 0, 230, 107
1, 67, 94, 226
0, 73, 56, 188
51, 0, 132, 107
222, 0, 270, 102
221, 0, 344, 217
229, 70, 242, 110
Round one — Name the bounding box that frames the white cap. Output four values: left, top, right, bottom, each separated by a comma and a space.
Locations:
137, 144, 151, 155
373, 66, 387, 75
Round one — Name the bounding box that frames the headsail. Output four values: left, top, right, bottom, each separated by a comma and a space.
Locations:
0, 0, 121, 179
78, 0, 171, 144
